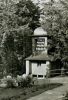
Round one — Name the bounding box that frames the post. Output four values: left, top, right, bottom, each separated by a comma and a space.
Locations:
26, 60, 30, 75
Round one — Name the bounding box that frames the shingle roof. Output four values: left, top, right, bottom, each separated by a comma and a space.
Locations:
25, 53, 52, 61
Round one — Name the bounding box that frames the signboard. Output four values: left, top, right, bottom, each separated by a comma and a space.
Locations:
36, 38, 45, 51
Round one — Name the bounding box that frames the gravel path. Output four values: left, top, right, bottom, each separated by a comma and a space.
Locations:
27, 77, 68, 100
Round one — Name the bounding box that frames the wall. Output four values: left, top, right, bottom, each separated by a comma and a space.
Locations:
31, 61, 50, 76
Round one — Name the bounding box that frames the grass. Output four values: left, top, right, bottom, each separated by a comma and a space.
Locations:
62, 92, 68, 100
0, 83, 62, 100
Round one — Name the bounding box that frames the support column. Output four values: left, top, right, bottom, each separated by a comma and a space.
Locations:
46, 61, 50, 77
26, 60, 30, 75
44, 37, 47, 54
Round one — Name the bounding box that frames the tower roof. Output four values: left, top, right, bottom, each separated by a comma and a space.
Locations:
34, 27, 47, 36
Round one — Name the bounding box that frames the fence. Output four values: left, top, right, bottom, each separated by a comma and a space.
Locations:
48, 68, 68, 77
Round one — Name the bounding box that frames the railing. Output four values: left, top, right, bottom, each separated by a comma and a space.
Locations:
48, 68, 68, 77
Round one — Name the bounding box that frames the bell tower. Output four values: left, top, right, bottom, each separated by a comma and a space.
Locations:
25, 27, 50, 79
32, 27, 47, 56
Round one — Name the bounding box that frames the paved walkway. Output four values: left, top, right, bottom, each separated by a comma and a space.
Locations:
27, 77, 68, 100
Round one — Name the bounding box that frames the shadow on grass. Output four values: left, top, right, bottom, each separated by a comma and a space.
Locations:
62, 91, 68, 100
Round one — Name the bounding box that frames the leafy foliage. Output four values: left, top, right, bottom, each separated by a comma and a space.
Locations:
0, 0, 40, 75
15, 0, 40, 30
42, 0, 68, 68
17, 75, 33, 87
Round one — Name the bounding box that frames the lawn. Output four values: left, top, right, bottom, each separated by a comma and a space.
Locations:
62, 92, 68, 100
0, 83, 62, 100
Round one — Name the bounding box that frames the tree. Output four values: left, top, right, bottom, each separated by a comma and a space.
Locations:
15, 0, 40, 30
0, 0, 40, 75
42, 0, 68, 69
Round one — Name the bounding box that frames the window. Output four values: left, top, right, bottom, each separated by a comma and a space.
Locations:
38, 75, 43, 78
33, 75, 37, 78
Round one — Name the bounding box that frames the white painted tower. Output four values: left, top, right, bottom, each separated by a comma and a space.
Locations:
25, 27, 50, 79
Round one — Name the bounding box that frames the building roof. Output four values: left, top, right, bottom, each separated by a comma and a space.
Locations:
25, 53, 52, 61
34, 27, 47, 36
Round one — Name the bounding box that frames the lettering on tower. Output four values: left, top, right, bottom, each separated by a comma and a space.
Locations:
36, 38, 45, 51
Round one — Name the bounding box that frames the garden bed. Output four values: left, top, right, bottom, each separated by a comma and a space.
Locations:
0, 83, 62, 100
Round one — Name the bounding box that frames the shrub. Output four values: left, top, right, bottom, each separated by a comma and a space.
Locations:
17, 75, 33, 87
23, 90, 27, 95
6, 78, 18, 88
35, 86, 39, 91
7, 79, 14, 88
26, 76, 32, 85
4, 75, 18, 88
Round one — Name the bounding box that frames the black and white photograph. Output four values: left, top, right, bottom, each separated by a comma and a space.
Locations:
0, 0, 68, 100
